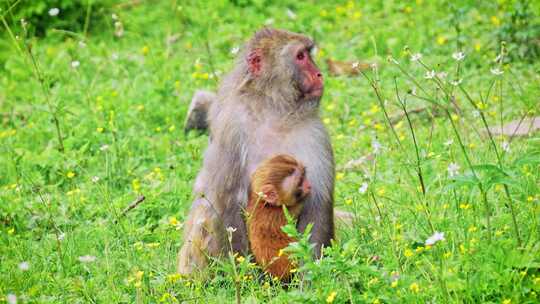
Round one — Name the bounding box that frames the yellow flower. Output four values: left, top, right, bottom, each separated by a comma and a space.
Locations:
136, 105, 144, 111
377, 188, 385, 196
96, 127, 104, 133
502, 299, 511, 304
404, 6, 412, 14
468, 226, 477, 233
168, 125, 175, 132
527, 196, 534, 202
236, 256, 245, 263
436, 36, 447, 45
404, 249, 414, 257
391, 280, 398, 288
146, 242, 160, 248
169, 217, 179, 226
290, 268, 297, 273
476, 101, 487, 110
372, 299, 381, 304
443, 252, 452, 259
369, 104, 380, 114
278, 249, 285, 257
175, 80, 181, 89
326, 291, 337, 303
132, 179, 141, 191
409, 282, 420, 293
323, 118, 331, 124
160, 292, 172, 302
320, 9, 328, 17
352, 11, 362, 19
8, 228, 15, 235
345, 198, 353, 205
474, 42, 482, 52
451, 114, 459, 121
459, 203, 471, 210
167, 273, 182, 283
491, 16, 501, 26
66, 172, 76, 178
336, 172, 345, 181
415, 246, 424, 253
142, 45, 150, 55
111, 90, 118, 97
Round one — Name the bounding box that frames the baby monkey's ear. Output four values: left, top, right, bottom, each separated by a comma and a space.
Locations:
260, 184, 279, 204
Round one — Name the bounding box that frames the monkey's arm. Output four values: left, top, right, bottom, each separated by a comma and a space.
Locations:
295, 121, 335, 258
184, 90, 216, 133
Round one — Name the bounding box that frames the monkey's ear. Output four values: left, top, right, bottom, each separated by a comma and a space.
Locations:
260, 184, 278, 204
247, 48, 263, 77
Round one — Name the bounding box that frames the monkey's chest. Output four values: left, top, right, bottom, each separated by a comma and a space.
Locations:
247, 127, 291, 174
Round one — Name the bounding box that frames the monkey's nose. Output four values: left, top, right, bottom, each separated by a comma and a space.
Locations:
316, 72, 322, 78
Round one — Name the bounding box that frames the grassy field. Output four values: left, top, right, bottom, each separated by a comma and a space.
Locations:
1, 0, 540, 303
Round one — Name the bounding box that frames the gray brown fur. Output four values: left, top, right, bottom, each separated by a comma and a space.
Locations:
178, 28, 335, 274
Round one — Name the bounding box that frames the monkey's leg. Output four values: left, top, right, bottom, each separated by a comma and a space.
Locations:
184, 90, 216, 133
177, 197, 225, 275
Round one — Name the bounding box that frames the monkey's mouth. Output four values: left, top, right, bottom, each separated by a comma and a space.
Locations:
300, 87, 323, 100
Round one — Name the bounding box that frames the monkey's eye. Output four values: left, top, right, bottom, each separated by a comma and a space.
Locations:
296, 51, 305, 61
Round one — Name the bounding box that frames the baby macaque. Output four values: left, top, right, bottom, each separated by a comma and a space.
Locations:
246, 154, 311, 280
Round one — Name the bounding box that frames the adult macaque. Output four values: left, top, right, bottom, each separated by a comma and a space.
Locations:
178, 28, 334, 274
247, 155, 311, 280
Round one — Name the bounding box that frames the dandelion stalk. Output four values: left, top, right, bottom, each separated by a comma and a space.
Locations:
226, 228, 242, 304
395, 78, 426, 197
1, 15, 65, 152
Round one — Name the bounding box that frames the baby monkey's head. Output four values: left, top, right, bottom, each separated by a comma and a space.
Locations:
251, 154, 311, 207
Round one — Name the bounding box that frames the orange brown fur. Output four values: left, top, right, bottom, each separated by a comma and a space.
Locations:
246, 155, 309, 280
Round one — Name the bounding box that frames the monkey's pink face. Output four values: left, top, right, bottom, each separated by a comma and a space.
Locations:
293, 46, 324, 101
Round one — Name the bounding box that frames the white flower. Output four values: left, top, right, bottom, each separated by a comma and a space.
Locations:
450, 79, 462, 86
71, 61, 80, 68
286, 9, 297, 20
48, 8, 60, 16
494, 54, 503, 63
226, 226, 237, 234
91, 176, 100, 183
501, 141, 510, 152
443, 139, 454, 146
57, 232, 65, 241
490, 67, 504, 76
472, 110, 480, 118
437, 72, 447, 79
99, 144, 109, 151
409, 87, 417, 96
78, 255, 96, 263
371, 139, 382, 155
410, 53, 422, 62
7, 294, 17, 304
425, 231, 445, 246
78, 41, 86, 48
358, 182, 368, 194
230, 47, 239, 55
447, 162, 460, 177
352, 61, 359, 69
18, 261, 29, 271
424, 70, 436, 79
111, 53, 119, 60
452, 52, 465, 61
370, 62, 378, 70
114, 21, 124, 37
112, 13, 118, 20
